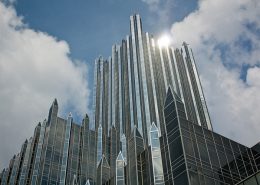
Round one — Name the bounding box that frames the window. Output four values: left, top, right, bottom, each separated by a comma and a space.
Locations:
169, 137, 183, 161
244, 176, 258, 185
189, 171, 200, 185
256, 172, 260, 184
198, 142, 209, 163
41, 180, 48, 185
183, 137, 194, 157
204, 176, 215, 185
208, 149, 220, 167
174, 172, 189, 185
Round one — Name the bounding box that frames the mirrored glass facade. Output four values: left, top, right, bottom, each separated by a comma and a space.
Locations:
97, 155, 110, 185
1, 14, 259, 185
116, 152, 125, 185
160, 88, 260, 185
150, 123, 164, 185
1, 100, 97, 185
236, 171, 260, 185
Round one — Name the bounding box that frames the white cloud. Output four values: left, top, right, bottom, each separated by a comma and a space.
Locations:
247, 67, 260, 87
0, 2, 90, 169
141, 0, 160, 10
141, 0, 174, 28
170, 0, 260, 146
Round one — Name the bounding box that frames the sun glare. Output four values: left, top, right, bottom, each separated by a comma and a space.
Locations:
158, 35, 171, 47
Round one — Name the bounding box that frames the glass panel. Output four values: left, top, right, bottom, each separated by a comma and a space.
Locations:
183, 137, 194, 156
244, 176, 258, 185
256, 172, 260, 184
204, 176, 215, 185
169, 137, 183, 161
198, 142, 209, 163
208, 149, 220, 167
174, 172, 189, 185
189, 171, 200, 185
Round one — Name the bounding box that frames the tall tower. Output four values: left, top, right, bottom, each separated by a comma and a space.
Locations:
128, 127, 144, 185
93, 14, 212, 152
1, 14, 260, 185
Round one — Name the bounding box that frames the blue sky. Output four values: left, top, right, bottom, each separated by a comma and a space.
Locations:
14, 0, 198, 92
0, 0, 260, 169
14, 0, 198, 55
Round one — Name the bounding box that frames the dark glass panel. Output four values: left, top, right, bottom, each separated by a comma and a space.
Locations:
223, 176, 233, 185
174, 172, 189, 185
256, 172, 260, 183
225, 151, 234, 163
194, 124, 203, 137
216, 144, 225, 153
166, 118, 178, 134
197, 136, 205, 144
41, 180, 48, 185
244, 176, 258, 185
164, 93, 174, 108
208, 149, 220, 167
191, 139, 200, 159
178, 111, 186, 119
183, 137, 194, 157
230, 141, 240, 154
164, 102, 176, 117
204, 176, 215, 185
173, 163, 186, 177
203, 129, 213, 140
199, 174, 205, 185
198, 142, 210, 163
222, 137, 230, 149
182, 129, 190, 138
168, 130, 180, 143
180, 119, 189, 130
46, 149, 52, 160
236, 158, 247, 178
165, 111, 177, 126
169, 137, 183, 162
206, 140, 215, 151
213, 134, 222, 146
189, 171, 200, 185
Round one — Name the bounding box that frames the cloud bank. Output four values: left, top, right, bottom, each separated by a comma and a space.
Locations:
170, 0, 260, 146
0, 2, 89, 169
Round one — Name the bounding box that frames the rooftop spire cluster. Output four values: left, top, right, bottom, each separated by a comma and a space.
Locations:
1, 14, 259, 185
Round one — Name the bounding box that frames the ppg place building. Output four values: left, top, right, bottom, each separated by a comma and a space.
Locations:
1, 14, 260, 185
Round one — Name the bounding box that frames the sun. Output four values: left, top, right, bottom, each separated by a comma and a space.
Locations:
158, 35, 171, 47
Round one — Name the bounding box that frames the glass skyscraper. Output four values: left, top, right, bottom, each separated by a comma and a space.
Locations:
1, 14, 259, 185
161, 88, 260, 185
1, 100, 97, 185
